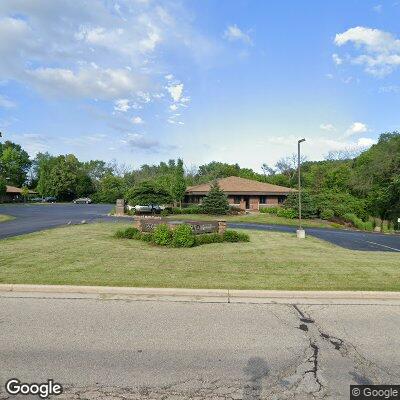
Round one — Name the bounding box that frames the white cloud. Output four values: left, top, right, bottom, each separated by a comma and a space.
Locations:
114, 99, 130, 112
169, 104, 178, 111
123, 133, 158, 150
167, 83, 184, 102
320, 123, 335, 131
332, 53, 343, 65
0, 94, 15, 108
223, 25, 252, 45
357, 137, 376, 147
165, 74, 174, 81
334, 26, 400, 76
132, 116, 144, 124
29, 66, 145, 100
0, 1, 199, 105
346, 122, 368, 135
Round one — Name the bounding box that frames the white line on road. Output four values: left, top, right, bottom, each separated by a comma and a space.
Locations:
364, 240, 400, 252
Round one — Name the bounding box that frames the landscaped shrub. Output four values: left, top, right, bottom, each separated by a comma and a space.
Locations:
343, 213, 373, 231
259, 207, 280, 214
172, 224, 195, 247
228, 205, 244, 215
320, 209, 334, 220
160, 209, 170, 217
172, 205, 203, 215
141, 233, 153, 242
114, 227, 140, 239
223, 230, 250, 242
283, 192, 317, 218
313, 191, 367, 219
152, 224, 173, 246
194, 233, 224, 246
276, 208, 297, 219
114, 226, 250, 247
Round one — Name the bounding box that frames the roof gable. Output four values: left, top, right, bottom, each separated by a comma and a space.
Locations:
6, 185, 37, 194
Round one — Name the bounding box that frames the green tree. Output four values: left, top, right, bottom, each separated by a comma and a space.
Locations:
35, 153, 56, 196
0, 141, 31, 186
171, 158, 186, 207
75, 173, 94, 197
0, 176, 6, 198
46, 154, 81, 200
92, 174, 125, 203
21, 186, 29, 202
126, 181, 172, 206
283, 191, 317, 219
202, 181, 229, 215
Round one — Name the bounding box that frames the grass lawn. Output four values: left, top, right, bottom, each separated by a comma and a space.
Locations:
0, 222, 399, 291
0, 214, 15, 223
167, 213, 337, 229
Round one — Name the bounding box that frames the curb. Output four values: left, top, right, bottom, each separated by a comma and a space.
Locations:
1, 285, 400, 305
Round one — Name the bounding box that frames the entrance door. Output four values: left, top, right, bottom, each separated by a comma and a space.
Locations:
245, 196, 250, 209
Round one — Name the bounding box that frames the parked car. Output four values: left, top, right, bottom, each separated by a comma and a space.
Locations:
30, 197, 43, 202
73, 197, 92, 204
43, 196, 57, 203
134, 204, 165, 214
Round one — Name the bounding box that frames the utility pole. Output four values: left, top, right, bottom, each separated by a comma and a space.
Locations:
297, 138, 306, 239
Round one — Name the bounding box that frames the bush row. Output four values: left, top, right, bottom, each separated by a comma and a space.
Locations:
259, 207, 297, 219
342, 213, 374, 231
114, 224, 250, 247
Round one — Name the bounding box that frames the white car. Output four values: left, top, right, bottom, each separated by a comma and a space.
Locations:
131, 204, 166, 213
73, 197, 92, 204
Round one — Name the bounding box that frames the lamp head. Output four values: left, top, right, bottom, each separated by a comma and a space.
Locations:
298, 138, 306, 143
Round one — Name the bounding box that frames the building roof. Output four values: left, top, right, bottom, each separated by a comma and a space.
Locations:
186, 176, 295, 195
6, 185, 37, 194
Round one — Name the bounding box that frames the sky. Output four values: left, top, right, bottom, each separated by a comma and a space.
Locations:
0, 0, 400, 172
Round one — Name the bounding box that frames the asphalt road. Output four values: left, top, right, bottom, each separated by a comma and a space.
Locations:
0, 297, 399, 399
0, 203, 399, 252
0, 203, 113, 239
229, 222, 400, 252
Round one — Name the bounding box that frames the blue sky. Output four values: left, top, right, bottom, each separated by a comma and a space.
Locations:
0, 0, 399, 171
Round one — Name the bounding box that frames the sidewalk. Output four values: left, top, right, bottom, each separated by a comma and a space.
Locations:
1, 284, 400, 305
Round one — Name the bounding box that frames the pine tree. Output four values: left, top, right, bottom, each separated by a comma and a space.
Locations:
202, 181, 229, 215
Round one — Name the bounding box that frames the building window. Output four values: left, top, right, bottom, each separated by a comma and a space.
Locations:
278, 196, 286, 204
259, 196, 267, 204
233, 195, 242, 204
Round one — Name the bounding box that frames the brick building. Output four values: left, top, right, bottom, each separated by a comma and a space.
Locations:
0, 185, 37, 203
185, 176, 295, 211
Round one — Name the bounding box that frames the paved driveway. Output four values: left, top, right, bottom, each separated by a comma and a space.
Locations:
1, 204, 399, 252
229, 222, 400, 252
0, 203, 114, 239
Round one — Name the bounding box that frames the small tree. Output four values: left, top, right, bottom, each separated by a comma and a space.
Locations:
283, 191, 317, 219
0, 177, 6, 195
0, 177, 6, 202
202, 181, 229, 215
171, 158, 186, 208
126, 181, 172, 206
21, 186, 29, 202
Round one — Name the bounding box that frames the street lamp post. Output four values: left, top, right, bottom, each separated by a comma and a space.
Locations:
297, 138, 306, 239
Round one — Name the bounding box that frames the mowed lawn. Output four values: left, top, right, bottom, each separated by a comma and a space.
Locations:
0, 222, 399, 291
167, 213, 337, 229
0, 214, 14, 223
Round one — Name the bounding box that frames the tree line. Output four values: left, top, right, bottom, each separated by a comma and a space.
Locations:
0, 131, 399, 225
